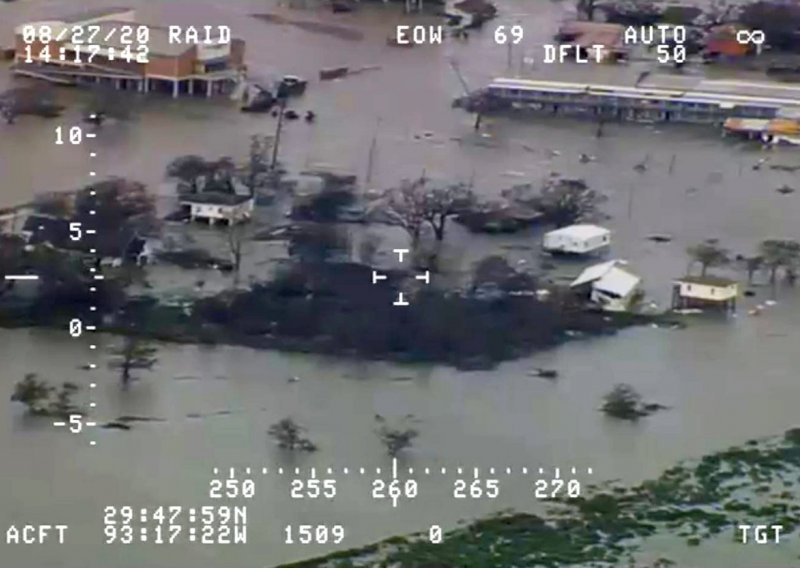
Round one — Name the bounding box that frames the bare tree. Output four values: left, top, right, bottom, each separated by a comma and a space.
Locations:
741, 255, 763, 286
375, 414, 419, 457
379, 178, 427, 245
759, 239, 800, 285
245, 134, 272, 193
226, 219, 249, 288
378, 178, 475, 244
108, 336, 158, 388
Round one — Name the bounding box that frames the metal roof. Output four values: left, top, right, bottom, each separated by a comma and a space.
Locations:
490, 76, 800, 109
545, 224, 610, 241
675, 275, 737, 287
571, 260, 619, 288
593, 267, 640, 298
571, 260, 640, 297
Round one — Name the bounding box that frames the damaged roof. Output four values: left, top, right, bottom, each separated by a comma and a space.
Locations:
571, 260, 640, 297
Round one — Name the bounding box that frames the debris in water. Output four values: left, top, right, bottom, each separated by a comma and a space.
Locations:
102, 422, 132, 430
528, 368, 559, 379
578, 153, 595, 163
770, 164, 800, 172
776, 185, 795, 195
319, 66, 349, 80
646, 233, 672, 243
288, 375, 300, 383
753, 157, 770, 170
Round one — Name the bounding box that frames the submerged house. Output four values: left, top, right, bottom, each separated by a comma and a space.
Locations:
672, 275, 738, 311
570, 259, 642, 312
543, 224, 611, 255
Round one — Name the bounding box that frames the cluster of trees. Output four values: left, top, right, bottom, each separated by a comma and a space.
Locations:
502, 177, 603, 229
372, 175, 602, 258
601, 383, 665, 421
0, 85, 64, 124
188, 255, 624, 369
268, 418, 318, 451
687, 238, 800, 286
10, 374, 81, 417
166, 135, 273, 196
268, 415, 419, 457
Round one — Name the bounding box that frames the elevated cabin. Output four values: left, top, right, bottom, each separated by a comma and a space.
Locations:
672, 275, 738, 311
180, 193, 254, 225
543, 224, 610, 255
570, 259, 641, 312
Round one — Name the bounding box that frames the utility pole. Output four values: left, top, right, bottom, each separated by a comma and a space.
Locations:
270, 96, 287, 170
366, 117, 381, 186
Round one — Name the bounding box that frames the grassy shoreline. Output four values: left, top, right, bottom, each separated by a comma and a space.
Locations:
275, 429, 800, 568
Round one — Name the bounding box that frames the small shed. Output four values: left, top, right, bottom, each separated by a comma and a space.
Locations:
672, 275, 738, 311
180, 193, 254, 225
571, 260, 641, 312
543, 224, 610, 255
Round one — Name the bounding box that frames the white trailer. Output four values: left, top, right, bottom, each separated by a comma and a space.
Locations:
542, 224, 610, 255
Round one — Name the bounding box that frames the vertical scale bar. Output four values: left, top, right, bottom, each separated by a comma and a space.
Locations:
87, 126, 99, 446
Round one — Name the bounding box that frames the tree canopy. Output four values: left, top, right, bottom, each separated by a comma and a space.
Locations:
686, 241, 730, 277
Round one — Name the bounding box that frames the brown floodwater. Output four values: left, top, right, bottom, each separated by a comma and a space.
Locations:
2, 0, 800, 566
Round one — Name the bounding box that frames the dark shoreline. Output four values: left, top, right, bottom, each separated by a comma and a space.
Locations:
0, 302, 669, 370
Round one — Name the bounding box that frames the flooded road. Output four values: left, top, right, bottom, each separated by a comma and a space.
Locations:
2, 0, 800, 566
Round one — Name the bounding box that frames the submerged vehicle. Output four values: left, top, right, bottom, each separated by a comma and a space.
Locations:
277, 75, 308, 98
241, 87, 275, 113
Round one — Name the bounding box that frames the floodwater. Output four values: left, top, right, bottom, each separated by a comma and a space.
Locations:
2, 0, 800, 566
